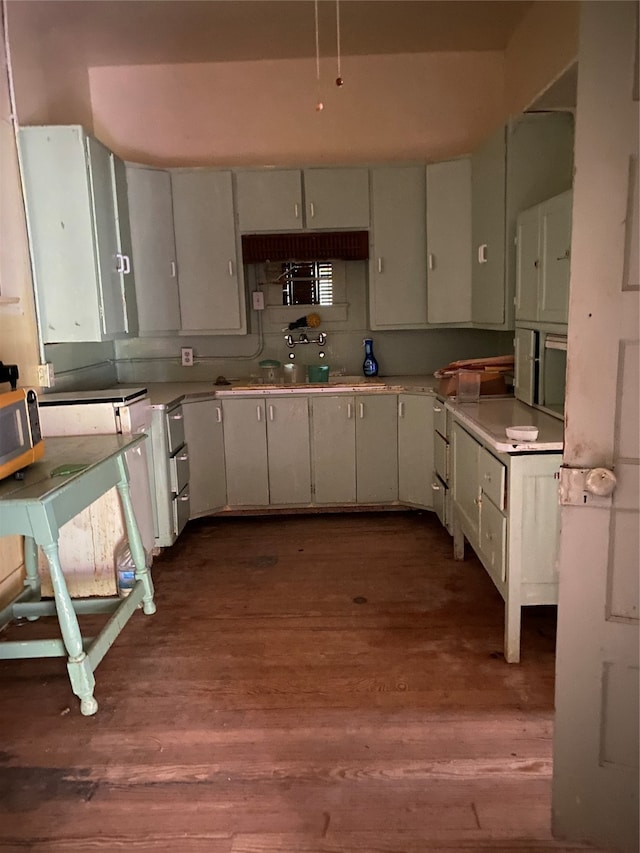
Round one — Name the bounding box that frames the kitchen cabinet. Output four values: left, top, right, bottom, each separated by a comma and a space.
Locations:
126, 165, 181, 334
172, 170, 247, 335
471, 112, 574, 329
432, 396, 453, 533
150, 401, 190, 547
514, 328, 536, 407
18, 125, 137, 343
515, 190, 572, 326
369, 166, 428, 330
451, 418, 562, 662
311, 395, 356, 504
183, 397, 226, 518
222, 396, 311, 506
355, 394, 398, 504
426, 158, 472, 324
235, 167, 370, 233
397, 393, 434, 508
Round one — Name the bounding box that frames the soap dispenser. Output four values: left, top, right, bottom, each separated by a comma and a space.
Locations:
362, 338, 379, 377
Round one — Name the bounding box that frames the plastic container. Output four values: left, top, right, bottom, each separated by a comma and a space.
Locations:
308, 364, 330, 383
258, 359, 282, 384
282, 363, 306, 384
506, 425, 539, 441
456, 369, 481, 402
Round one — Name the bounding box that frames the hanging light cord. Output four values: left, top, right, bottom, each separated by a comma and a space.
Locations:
314, 0, 323, 110
335, 0, 343, 86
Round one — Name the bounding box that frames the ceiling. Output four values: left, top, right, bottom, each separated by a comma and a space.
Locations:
11, 0, 535, 66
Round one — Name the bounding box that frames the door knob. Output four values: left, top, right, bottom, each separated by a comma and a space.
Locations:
585, 467, 617, 497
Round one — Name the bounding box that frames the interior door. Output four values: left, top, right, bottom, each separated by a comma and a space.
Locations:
552, 4, 639, 851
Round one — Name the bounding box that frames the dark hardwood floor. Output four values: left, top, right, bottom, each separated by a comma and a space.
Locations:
0, 511, 606, 851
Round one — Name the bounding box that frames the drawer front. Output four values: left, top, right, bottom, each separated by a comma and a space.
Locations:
480, 495, 506, 586
170, 442, 190, 495
479, 445, 506, 510
434, 432, 449, 482
172, 483, 190, 538
433, 399, 447, 437
432, 475, 450, 531
166, 405, 185, 455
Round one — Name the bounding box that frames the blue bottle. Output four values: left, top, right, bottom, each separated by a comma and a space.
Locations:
362, 338, 379, 377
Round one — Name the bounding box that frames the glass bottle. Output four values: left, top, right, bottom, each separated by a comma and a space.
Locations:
362, 338, 379, 377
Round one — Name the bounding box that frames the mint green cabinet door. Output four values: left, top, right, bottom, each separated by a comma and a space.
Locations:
539, 190, 572, 325
515, 204, 540, 323
311, 396, 356, 504
266, 397, 311, 505
397, 394, 434, 508
471, 125, 507, 326
18, 126, 134, 343
369, 167, 428, 329
514, 328, 537, 406
183, 398, 226, 517
172, 170, 246, 334
426, 158, 472, 324
111, 153, 138, 336
452, 422, 480, 538
222, 398, 269, 506
355, 395, 398, 503
303, 168, 370, 229
236, 170, 303, 232
127, 166, 181, 334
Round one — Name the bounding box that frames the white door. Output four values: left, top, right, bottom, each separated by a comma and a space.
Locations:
553, 4, 639, 852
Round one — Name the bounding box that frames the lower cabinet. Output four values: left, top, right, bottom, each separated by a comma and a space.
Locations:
150, 401, 190, 547
398, 394, 434, 508
223, 396, 311, 506
451, 419, 561, 663
432, 396, 452, 532
182, 398, 226, 518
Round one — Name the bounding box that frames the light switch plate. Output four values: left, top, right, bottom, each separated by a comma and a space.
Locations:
252, 291, 265, 310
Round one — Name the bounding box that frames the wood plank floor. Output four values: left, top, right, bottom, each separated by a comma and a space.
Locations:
0, 511, 610, 852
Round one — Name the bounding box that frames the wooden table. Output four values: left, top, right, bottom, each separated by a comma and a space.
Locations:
0, 434, 156, 715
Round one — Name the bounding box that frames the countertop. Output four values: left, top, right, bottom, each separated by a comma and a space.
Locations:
446, 397, 564, 453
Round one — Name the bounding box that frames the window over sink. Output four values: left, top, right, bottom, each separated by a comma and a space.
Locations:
264, 260, 334, 306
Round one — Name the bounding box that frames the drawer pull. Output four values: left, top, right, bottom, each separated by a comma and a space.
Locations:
179, 492, 190, 502
433, 405, 442, 413
178, 451, 189, 461
170, 412, 183, 421
431, 482, 441, 491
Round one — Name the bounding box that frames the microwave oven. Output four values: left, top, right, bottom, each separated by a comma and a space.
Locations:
514, 328, 567, 419
0, 388, 45, 480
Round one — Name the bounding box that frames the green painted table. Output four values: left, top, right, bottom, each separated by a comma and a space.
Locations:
0, 434, 156, 715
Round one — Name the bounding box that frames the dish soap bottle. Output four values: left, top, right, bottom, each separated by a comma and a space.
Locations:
362, 338, 379, 377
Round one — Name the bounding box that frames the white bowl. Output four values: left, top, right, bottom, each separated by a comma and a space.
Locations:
506, 425, 539, 442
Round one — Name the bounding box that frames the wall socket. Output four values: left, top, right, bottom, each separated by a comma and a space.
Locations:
252, 290, 265, 310
37, 363, 55, 387
181, 347, 194, 367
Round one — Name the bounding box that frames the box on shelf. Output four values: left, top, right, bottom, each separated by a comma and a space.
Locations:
436, 370, 508, 398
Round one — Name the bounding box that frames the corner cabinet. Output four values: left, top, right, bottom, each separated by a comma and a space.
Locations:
471, 112, 575, 329
126, 165, 181, 335
235, 167, 370, 233
451, 418, 562, 663
369, 166, 428, 329
171, 170, 247, 335
18, 125, 138, 343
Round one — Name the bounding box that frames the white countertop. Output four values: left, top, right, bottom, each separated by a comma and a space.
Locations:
446, 397, 564, 453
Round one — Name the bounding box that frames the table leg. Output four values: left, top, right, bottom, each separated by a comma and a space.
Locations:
116, 458, 156, 616
42, 541, 98, 716
23, 536, 42, 619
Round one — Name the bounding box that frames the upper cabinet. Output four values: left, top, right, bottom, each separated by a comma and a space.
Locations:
18, 125, 138, 343
471, 112, 575, 329
426, 157, 472, 325
126, 165, 181, 335
235, 167, 370, 232
171, 170, 247, 335
369, 165, 427, 330
515, 190, 573, 327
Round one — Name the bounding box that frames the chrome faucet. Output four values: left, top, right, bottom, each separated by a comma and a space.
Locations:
285, 331, 327, 348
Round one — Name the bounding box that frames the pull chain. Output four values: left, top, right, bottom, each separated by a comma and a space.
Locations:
314, 0, 323, 111
335, 0, 343, 87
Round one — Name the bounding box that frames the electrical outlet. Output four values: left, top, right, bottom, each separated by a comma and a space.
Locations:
252, 290, 265, 310
181, 347, 194, 367
37, 363, 55, 387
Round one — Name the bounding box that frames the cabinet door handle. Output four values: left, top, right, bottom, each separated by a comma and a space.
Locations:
170, 412, 183, 421
256, 406, 262, 422
178, 451, 189, 461
377, 257, 383, 274
228, 260, 234, 276
170, 260, 177, 278
359, 402, 364, 419
347, 403, 353, 419
398, 401, 405, 418
431, 482, 441, 491
477, 244, 488, 264
215, 407, 222, 423
428, 253, 435, 271
484, 473, 492, 482
116, 253, 130, 274
433, 405, 442, 413
179, 491, 190, 502
556, 250, 570, 261
294, 202, 300, 219
309, 202, 315, 219
269, 404, 275, 422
